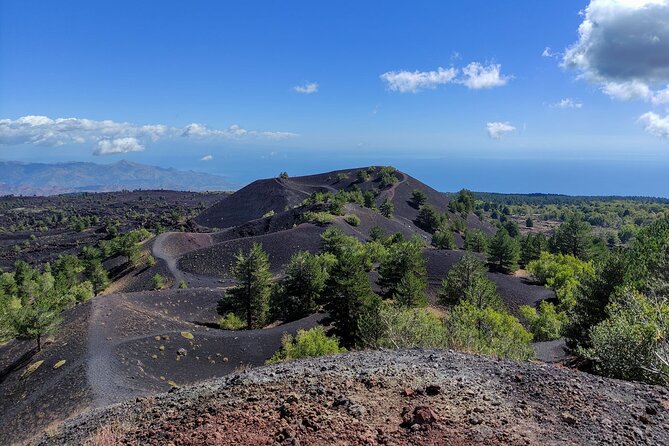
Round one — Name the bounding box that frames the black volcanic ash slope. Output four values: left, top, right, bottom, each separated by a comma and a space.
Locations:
195, 166, 495, 234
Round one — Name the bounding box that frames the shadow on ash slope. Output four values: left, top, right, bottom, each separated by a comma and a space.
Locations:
37, 350, 669, 446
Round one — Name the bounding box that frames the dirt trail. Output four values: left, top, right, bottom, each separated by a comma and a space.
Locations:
152, 232, 213, 287
276, 178, 338, 196
86, 293, 139, 408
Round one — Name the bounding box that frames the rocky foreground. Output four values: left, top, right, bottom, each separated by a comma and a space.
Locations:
35, 350, 668, 445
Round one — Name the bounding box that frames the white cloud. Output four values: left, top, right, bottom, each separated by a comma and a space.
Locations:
459, 63, 510, 89
94, 137, 144, 155
563, 0, 669, 102
638, 111, 669, 138
486, 122, 516, 139
380, 62, 510, 93
601, 80, 652, 101
542, 47, 554, 57
380, 67, 458, 93
293, 82, 319, 94
200, 154, 213, 161
551, 98, 584, 109
0, 115, 298, 155
650, 85, 669, 104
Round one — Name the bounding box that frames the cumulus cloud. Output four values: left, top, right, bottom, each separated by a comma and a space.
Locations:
200, 154, 213, 161
551, 98, 584, 109
293, 82, 319, 94
564, 0, 669, 83
638, 111, 669, 138
601, 80, 652, 101
459, 63, 510, 89
380, 67, 458, 93
562, 1, 669, 133
542, 47, 555, 58
94, 137, 145, 155
380, 62, 510, 93
486, 122, 516, 139
0, 115, 298, 155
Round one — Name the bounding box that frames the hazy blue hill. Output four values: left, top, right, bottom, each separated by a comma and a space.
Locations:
0, 160, 232, 195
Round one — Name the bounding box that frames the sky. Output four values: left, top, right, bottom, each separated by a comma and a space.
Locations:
1, 0, 669, 195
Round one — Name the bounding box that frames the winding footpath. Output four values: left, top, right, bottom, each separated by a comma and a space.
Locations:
152, 232, 214, 288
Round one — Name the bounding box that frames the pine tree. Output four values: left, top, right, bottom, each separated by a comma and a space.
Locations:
219, 243, 273, 329
440, 253, 502, 309
378, 237, 427, 306
411, 189, 428, 208
552, 213, 592, 260
380, 199, 394, 218
488, 228, 520, 272
324, 248, 380, 347
274, 251, 329, 321
520, 233, 548, 266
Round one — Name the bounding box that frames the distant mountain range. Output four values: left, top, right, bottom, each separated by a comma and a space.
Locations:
0, 160, 233, 195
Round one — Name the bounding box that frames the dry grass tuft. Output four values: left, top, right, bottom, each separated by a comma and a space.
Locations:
85, 423, 122, 446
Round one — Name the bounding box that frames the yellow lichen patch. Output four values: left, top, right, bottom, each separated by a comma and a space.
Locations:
180, 331, 194, 340
53, 360, 66, 369
167, 380, 178, 388
21, 360, 44, 379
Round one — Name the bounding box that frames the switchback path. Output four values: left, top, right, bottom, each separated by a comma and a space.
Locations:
152, 232, 213, 288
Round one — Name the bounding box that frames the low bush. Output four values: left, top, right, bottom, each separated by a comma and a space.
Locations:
219, 313, 246, 330
344, 214, 361, 226
302, 211, 335, 225
266, 327, 346, 364
152, 274, 166, 290
519, 301, 567, 341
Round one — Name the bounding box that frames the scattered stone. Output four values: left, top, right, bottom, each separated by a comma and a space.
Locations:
53, 360, 66, 369
402, 406, 438, 427
177, 348, 187, 356
20, 360, 44, 380
561, 412, 577, 425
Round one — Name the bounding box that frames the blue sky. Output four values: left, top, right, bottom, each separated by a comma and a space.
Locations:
1, 1, 669, 194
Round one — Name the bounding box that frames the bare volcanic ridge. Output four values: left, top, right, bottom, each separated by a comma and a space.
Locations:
35, 349, 669, 446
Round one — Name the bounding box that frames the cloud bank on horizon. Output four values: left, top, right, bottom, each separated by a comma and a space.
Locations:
0, 115, 299, 155
563, 0, 669, 137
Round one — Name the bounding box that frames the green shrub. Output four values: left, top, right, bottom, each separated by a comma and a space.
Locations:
356, 170, 370, 182
178, 279, 187, 289
152, 274, 166, 290
527, 252, 594, 311
219, 313, 246, 330
445, 301, 534, 361
344, 214, 361, 226
359, 304, 447, 349
581, 289, 668, 384
302, 211, 335, 225
262, 210, 276, 219
432, 228, 456, 249
380, 199, 394, 218
336, 172, 349, 181
266, 327, 346, 364
146, 255, 156, 267
379, 166, 398, 188
519, 301, 567, 341
464, 229, 489, 253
